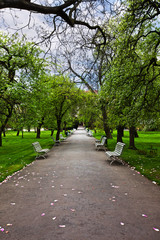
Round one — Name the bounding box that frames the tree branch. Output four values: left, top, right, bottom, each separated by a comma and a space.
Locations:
0, 0, 107, 44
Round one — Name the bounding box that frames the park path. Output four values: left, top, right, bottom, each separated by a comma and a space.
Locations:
0, 127, 160, 240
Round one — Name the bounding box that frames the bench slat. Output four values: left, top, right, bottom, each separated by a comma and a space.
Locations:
95, 137, 107, 151
32, 142, 49, 159
106, 142, 125, 165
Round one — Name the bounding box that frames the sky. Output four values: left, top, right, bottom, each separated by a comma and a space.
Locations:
0, 0, 119, 77
0, 0, 118, 41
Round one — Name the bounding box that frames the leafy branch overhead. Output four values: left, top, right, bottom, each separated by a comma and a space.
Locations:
0, 0, 115, 44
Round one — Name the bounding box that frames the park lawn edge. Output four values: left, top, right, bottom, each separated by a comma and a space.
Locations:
93, 130, 160, 185
0, 130, 160, 186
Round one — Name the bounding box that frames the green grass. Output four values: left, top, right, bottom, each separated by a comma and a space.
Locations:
0, 130, 56, 182
1, 129, 160, 185
93, 130, 160, 185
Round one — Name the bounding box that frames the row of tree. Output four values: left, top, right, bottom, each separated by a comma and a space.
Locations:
0, 33, 83, 146
58, 0, 160, 149
1, 0, 160, 150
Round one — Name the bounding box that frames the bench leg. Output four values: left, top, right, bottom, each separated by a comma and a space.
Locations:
109, 156, 124, 165
35, 153, 47, 159
110, 156, 115, 165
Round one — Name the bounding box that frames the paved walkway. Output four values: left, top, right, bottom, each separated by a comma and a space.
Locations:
0, 128, 160, 240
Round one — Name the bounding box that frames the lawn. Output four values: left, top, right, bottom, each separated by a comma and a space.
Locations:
0, 130, 56, 182
0, 129, 160, 185
93, 130, 160, 185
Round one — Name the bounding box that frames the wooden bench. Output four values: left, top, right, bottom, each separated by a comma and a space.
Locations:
106, 142, 125, 165
32, 142, 49, 159
95, 137, 107, 151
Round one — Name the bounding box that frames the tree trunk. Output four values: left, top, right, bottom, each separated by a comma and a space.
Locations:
56, 120, 61, 141
134, 129, 139, 138
36, 127, 41, 138
51, 129, 54, 136
101, 105, 112, 140
0, 125, 6, 146
0, 107, 13, 146
17, 130, 20, 136
64, 121, 67, 136
36, 117, 44, 138
0, 129, 2, 147
129, 126, 137, 149
3, 129, 6, 137
117, 125, 124, 143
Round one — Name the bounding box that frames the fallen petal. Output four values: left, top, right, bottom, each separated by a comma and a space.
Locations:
70, 209, 76, 212
120, 222, 124, 226
41, 213, 45, 216
59, 225, 66, 228
52, 217, 56, 220
153, 228, 159, 232
142, 214, 148, 218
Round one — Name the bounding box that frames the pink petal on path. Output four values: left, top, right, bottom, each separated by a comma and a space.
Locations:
59, 225, 66, 228
153, 228, 159, 232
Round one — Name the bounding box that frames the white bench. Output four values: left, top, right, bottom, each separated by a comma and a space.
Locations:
95, 135, 105, 143
32, 142, 49, 159
87, 130, 93, 137
60, 134, 66, 141
51, 137, 60, 146
95, 137, 107, 151
106, 142, 125, 165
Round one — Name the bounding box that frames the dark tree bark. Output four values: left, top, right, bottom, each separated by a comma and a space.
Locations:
101, 105, 112, 141
117, 125, 124, 143
129, 126, 137, 150
0, 105, 13, 146
51, 129, 54, 136
36, 127, 41, 139
3, 129, 6, 137
56, 119, 61, 141
0, 130, 2, 147
134, 129, 139, 138
36, 117, 44, 139
17, 130, 20, 136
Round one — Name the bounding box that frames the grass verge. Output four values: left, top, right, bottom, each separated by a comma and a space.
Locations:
1, 129, 160, 185
0, 130, 56, 182
93, 130, 160, 185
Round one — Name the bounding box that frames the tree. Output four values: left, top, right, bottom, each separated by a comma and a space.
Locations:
0, 32, 46, 146
102, 11, 160, 148
59, 29, 115, 139
78, 90, 100, 129
46, 74, 80, 140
